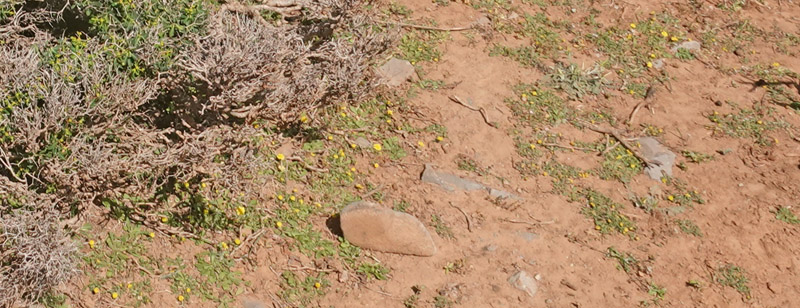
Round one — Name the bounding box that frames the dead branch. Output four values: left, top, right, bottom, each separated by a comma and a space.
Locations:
448, 95, 496, 128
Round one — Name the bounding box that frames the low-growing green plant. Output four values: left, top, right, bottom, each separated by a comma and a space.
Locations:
714, 264, 750, 299
775, 207, 800, 224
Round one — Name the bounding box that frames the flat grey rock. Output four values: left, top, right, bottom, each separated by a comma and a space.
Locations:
354, 136, 372, 149
670, 41, 701, 53
508, 270, 538, 297
652, 58, 665, 70
421, 164, 486, 192
376, 58, 415, 87
488, 188, 522, 200
340, 201, 437, 256
638, 137, 675, 180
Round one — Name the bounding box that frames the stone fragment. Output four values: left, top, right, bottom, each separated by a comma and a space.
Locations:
340, 201, 437, 256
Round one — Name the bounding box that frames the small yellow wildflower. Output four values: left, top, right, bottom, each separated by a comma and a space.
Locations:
417, 141, 425, 148
531, 90, 538, 96
668, 195, 675, 201
148, 232, 155, 238
88, 240, 95, 249
630, 163, 636, 168
373, 163, 379, 168
276, 221, 283, 228
300, 115, 309, 123
236, 206, 246, 215
111, 292, 118, 299
177, 295, 185, 302
386, 109, 393, 116
756, 120, 763, 125
772, 62, 780, 68
530, 144, 536, 149
234, 238, 241, 245
536, 139, 543, 144
650, 53, 656, 58
646, 62, 653, 68
630, 23, 636, 29
200, 182, 206, 188
327, 135, 333, 140
220, 242, 228, 250
373, 143, 382, 151
276, 153, 285, 161
314, 282, 322, 289
289, 195, 296, 201
315, 202, 322, 208
661, 31, 668, 37
277, 194, 284, 201
436, 136, 444, 142
595, 225, 601, 230
355, 184, 364, 190
670, 36, 678, 42
542, 171, 549, 177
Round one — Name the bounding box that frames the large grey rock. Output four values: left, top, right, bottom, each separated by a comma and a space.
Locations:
340, 201, 437, 256
421, 164, 486, 192
508, 270, 538, 297
638, 137, 676, 180
376, 58, 416, 87
422, 164, 521, 200
670, 41, 701, 53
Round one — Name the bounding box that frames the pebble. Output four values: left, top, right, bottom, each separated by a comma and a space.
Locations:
638, 137, 676, 181
670, 41, 702, 53
339, 201, 437, 256
508, 270, 538, 297
376, 58, 416, 87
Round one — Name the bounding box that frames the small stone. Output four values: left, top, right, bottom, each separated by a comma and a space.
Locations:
340, 201, 437, 256
243, 299, 266, 308
488, 188, 522, 200
508, 270, 538, 297
637, 137, 676, 181
517, 231, 539, 242
354, 137, 372, 149
421, 164, 486, 192
652, 59, 665, 70
483, 244, 498, 252
670, 41, 701, 53
376, 58, 416, 87
534, 273, 542, 281
714, 100, 723, 106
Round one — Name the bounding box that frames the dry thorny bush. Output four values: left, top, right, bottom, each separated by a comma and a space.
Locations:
0, 0, 393, 304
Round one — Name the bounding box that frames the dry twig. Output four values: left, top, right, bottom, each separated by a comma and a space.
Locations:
448, 95, 496, 128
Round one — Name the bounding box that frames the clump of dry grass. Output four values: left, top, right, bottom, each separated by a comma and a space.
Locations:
0, 0, 394, 303
0, 180, 79, 307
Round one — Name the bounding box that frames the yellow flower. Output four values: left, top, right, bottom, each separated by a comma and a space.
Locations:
436, 136, 444, 142
373, 143, 382, 151
386, 109, 393, 116
667, 195, 675, 201
315, 202, 322, 208
92, 287, 100, 294
536, 139, 543, 144
127, 283, 132, 289
670, 36, 678, 42
220, 242, 228, 250
327, 135, 333, 140
373, 163, 379, 168
236, 206, 246, 215
200, 182, 206, 188
148, 232, 155, 238
661, 31, 668, 37
650, 53, 656, 58
531, 91, 538, 96
300, 115, 309, 123
111, 292, 118, 299
530, 144, 536, 149
88, 240, 95, 248
542, 171, 549, 176
234, 239, 241, 245
289, 195, 296, 201
314, 282, 321, 289
630, 23, 636, 29
757, 120, 763, 125
350, 143, 356, 148
177, 295, 185, 302
276, 221, 283, 228
772, 62, 780, 67
417, 141, 425, 148
277, 194, 284, 201
276, 153, 285, 161
646, 62, 653, 68
630, 163, 636, 168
